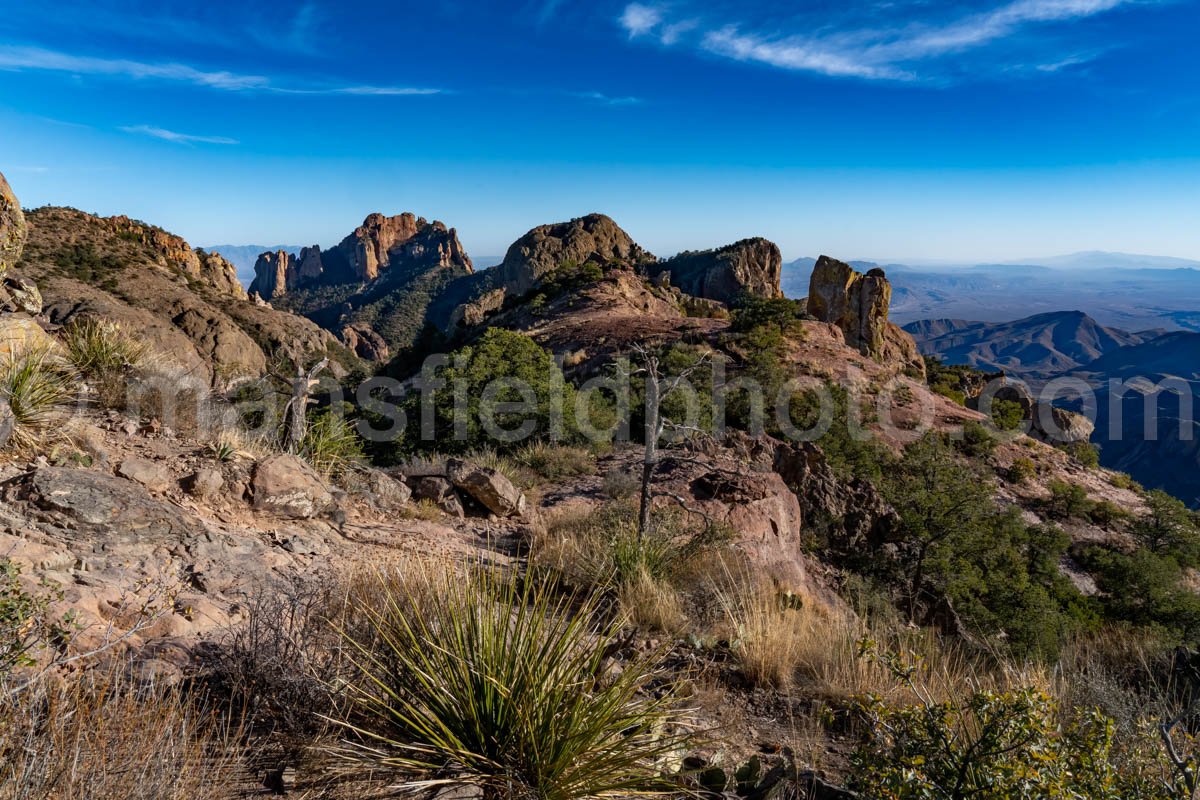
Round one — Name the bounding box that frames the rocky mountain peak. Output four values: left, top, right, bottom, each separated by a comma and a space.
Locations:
661, 237, 783, 303
495, 213, 651, 297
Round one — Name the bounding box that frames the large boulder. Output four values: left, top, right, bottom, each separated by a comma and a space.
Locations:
0, 313, 58, 359
661, 237, 782, 303
339, 323, 389, 362
251, 454, 333, 519
446, 459, 526, 517
807, 256, 892, 359
0, 171, 26, 280
495, 214, 651, 296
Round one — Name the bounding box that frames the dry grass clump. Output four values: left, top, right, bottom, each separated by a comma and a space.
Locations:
0, 346, 76, 455
0, 671, 243, 800
516, 440, 597, 480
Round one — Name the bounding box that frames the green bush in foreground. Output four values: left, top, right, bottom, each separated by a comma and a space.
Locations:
334, 565, 688, 799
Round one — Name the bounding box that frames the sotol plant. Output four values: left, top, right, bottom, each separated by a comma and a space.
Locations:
331, 562, 690, 799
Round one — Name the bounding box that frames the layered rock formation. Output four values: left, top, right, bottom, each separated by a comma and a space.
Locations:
0, 171, 25, 279
661, 237, 783, 303
494, 213, 651, 297
807, 256, 924, 375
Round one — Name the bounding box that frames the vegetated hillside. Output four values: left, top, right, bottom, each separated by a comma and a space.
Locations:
12, 207, 360, 383
904, 310, 1161, 382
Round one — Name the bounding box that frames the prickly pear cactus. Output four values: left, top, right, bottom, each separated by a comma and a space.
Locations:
0, 171, 28, 281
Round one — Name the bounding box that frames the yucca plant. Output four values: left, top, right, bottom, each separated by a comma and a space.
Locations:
0, 347, 76, 453
60, 318, 149, 377
331, 563, 690, 799
299, 410, 365, 478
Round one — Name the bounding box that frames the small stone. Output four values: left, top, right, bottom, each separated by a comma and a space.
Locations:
183, 468, 223, 499
117, 457, 173, 493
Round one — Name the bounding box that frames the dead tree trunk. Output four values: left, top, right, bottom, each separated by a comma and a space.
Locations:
279, 357, 329, 454
638, 354, 662, 542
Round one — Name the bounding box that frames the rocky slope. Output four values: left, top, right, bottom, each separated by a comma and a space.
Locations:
10, 207, 359, 383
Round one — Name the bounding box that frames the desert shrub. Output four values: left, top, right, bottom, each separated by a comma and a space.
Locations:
1007, 456, 1037, 483
0, 671, 243, 800
516, 440, 596, 480
536, 501, 729, 594
787, 384, 896, 483
601, 465, 640, 499
1078, 546, 1200, 644
1062, 439, 1101, 467
1109, 471, 1143, 492
848, 687, 1149, 799
990, 397, 1026, 431
730, 295, 806, 334
880, 435, 1088, 657
331, 563, 689, 799
1043, 480, 1095, 520
299, 407, 365, 478
202, 580, 343, 748
60, 317, 149, 407
955, 420, 997, 458
1089, 499, 1130, 528
0, 559, 71, 679
0, 347, 76, 454
538, 257, 606, 298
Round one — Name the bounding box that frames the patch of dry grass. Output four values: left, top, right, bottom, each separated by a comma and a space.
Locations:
0, 670, 243, 800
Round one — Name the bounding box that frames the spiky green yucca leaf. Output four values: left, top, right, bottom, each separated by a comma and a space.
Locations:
333, 565, 690, 799
0, 347, 76, 453
299, 411, 364, 477
60, 318, 148, 376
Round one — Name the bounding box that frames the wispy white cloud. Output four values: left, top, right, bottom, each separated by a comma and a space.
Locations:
618, 0, 1136, 81
620, 3, 664, 38
119, 125, 239, 145
0, 45, 442, 96
571, 91, 643, 106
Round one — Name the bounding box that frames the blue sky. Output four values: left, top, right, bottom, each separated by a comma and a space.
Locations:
0, 0, 1197, 262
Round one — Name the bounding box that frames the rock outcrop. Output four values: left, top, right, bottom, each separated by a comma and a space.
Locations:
0, 171, 26, 279
325, 213, 472, 283
106, 216, 246, 301
494, 213, 651, 297
808, 256, 924, 376
661, 237, 783, 303
339, 323, 389, 362
13, 207, 354, 383
807, 256, 892, 358
249, 250, 296, 301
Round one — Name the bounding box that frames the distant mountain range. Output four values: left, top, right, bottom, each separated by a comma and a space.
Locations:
903, 311, 1164, 381
908, 308, 1200, 506
782, 252, 1200, 333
